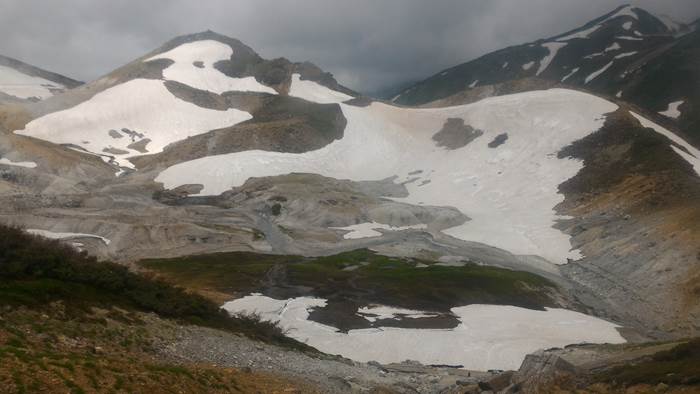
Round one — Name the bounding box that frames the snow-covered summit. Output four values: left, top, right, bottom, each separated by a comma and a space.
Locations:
392, 4, 692, 107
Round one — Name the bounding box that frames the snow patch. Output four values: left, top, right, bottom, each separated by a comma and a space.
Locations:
468, 80, 479, 88
26, 229, 111, 245
288, 74, 353, 104
0, 157, 37, 168
622, 21, 633, 30
502, 61, 509, 69
15, 79, 252, 169
522, 61, 535, 71
146, 40, 276, 95
223, 295, 625, 371
614, 51, 637, 59
617, 36, 643, 41
585, 62, 614, 84
537, 43, 567, 76
331, 222, 427, 239
561, 67, 579, 82
659, 100, 684, 119
605, 42, 621, 52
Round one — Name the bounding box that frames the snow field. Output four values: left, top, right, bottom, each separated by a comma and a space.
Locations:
157, 81, 620, 264
223, 294, 625, 371
15, 79, 252, 168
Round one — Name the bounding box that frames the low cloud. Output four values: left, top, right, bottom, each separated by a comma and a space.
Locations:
0, 0, 697, 93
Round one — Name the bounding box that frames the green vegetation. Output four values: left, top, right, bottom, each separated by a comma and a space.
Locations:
287, 249, 557, 311
0, 225, 302, 349
140, 251, 300, 302
140, 248, 558, 312
594, 339, 700, 387
0, 307, 309, 393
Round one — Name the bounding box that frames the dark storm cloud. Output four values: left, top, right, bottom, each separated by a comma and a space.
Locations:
0, 0, 698, 93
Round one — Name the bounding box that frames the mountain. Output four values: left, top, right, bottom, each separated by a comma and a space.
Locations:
0, 54, 81, 102
1, 23, 700, 391
392, 5, 700, 146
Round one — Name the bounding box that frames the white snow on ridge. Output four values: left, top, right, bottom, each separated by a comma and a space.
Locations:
617, 36, 643, 41
631, 112, 700, 176
605, 42, 621, 52
556, 25, 601, 41
15, 79, 252, 168
0, 157, 37, 168
26, 229, 111, 245
614, 51, 637, 59
223, 295, 625, 371
603, 5, 638, 23
146, 40, 276, 95
157, 89, 619, 264
0, 64, 63, 100
561, 67, 579, 82
288, 74, 353, 104
659, 100, 684, 119
537, 43, 567, 76
331, 222, 427, 239
585, 62, 614, 84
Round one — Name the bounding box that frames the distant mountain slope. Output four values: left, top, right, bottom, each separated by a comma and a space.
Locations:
0, 54, 81, 101
13, 31, 354, 173
393, 5, 700, 145
619, 29, 700, 145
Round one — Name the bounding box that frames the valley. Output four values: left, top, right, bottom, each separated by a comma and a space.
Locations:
0, 3, 699, 393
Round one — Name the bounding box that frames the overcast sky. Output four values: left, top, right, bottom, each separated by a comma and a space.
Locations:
1, 0, 698, 93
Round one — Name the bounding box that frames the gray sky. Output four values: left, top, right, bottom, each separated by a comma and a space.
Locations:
1, 0, 698, 93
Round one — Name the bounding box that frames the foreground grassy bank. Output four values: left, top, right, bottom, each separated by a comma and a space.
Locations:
0, 224, 315, 392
